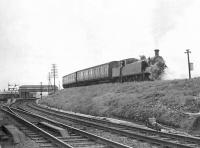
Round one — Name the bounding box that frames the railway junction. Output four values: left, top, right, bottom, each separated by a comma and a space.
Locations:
1, 98, 200, 148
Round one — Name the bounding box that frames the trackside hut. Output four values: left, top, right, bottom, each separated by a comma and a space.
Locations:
19, 85, 58, 98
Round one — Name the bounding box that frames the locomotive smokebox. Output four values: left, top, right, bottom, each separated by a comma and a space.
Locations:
154, 49, 159, 56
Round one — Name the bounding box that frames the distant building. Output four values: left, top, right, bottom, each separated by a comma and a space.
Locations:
19, 85, 58, 99
0, 91, 19, 101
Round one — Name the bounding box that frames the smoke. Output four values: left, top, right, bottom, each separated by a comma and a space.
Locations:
148, 56, 167, 80
161, 68, 174, 80
152, 0, 193, 46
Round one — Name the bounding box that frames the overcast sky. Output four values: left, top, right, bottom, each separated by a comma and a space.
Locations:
0, 0, 200, 90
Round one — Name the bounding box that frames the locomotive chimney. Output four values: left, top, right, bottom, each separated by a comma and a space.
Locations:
154, 49, 159, 56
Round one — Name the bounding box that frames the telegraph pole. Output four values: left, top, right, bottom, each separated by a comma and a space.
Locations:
47, 72, 53, 94
185, 49, 191, 79
40, 82, 43, 99
51, 64, 58, 93
120, 61, 125, 83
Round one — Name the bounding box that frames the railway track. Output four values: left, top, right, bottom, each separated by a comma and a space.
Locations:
1, 105, 132, 148
15, 100, 200, 148
1, 105, 71, 148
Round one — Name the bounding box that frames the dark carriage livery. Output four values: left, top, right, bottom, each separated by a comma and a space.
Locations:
63, 59, 150, 88
63, 61, 118, 88
62, 50, 165, 88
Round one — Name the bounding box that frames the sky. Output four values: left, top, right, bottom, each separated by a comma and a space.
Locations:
0, 0, 200, 90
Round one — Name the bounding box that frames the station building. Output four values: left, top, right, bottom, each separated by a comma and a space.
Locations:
19, 85, 58, 99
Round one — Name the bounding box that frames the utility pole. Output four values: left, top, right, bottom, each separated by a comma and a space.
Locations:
185, 49, 191, 79
47, 72, 53, 94
58, 81, 61, 90
40, 82, 43, 99
51, 64, 58, 93
120, 61, 125, 83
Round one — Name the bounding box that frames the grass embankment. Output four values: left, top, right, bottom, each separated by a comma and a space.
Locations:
39, 78, 200, 134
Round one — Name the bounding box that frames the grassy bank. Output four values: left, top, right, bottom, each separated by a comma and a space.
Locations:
39, 77, 200, 134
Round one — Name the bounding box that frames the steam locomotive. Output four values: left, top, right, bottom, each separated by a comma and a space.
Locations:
62, 50, 163, 88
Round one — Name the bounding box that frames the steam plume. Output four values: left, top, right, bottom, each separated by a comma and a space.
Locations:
152, 0, 193, 46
